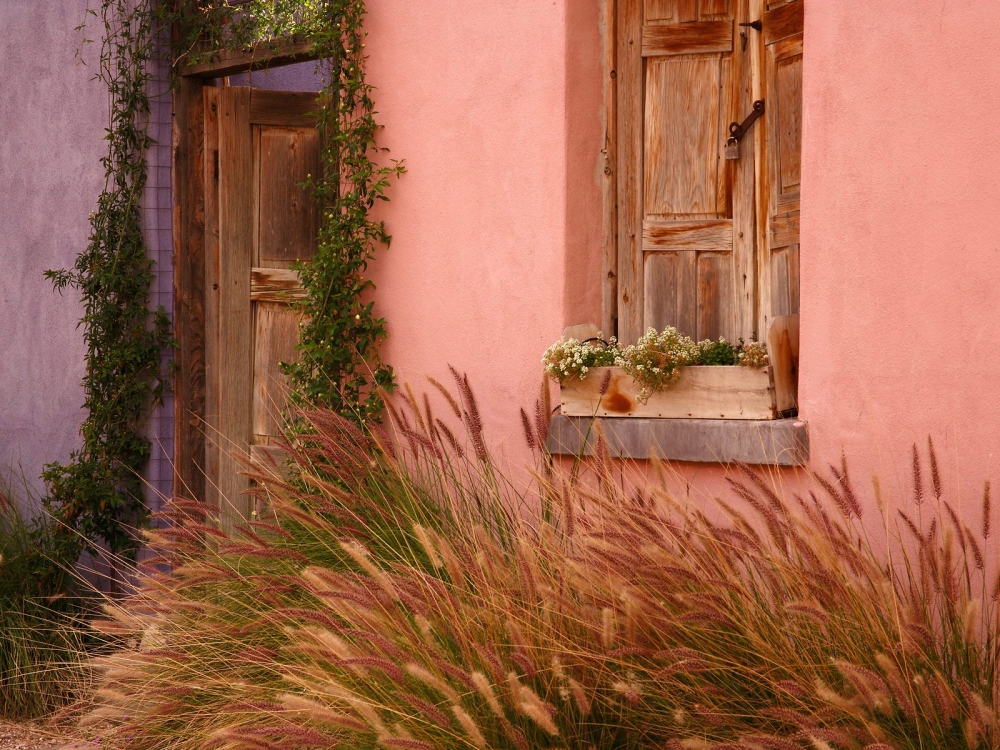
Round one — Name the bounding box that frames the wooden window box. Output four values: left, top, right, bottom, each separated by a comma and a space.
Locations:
559, 365, 776, 421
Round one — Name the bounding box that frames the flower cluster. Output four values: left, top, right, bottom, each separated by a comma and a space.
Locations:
544, 328, 770, 399
615, 327, 701, 401
737, 340, 769, 369
542, 336, 617, 382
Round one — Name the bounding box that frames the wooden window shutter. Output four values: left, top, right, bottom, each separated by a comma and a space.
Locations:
617, 0, 755, 345
760, 0, 803, 333
615, 0, 803, 346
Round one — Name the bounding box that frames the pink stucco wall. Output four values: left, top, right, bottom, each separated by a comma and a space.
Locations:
364, 1, 603, 469
364, 0, 1000, 512
6, 0, 999, 520
799, 0, 1000, 510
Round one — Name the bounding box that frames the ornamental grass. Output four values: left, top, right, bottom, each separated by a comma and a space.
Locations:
79, 375, 999, 749
0, 474, 89, 720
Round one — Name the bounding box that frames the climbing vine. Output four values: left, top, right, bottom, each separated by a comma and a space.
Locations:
48, 0, 400, 556
44, 0, 172, 559
160, 0, 402, 418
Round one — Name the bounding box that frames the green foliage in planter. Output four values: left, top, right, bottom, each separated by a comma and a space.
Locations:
696, 337, 738, 366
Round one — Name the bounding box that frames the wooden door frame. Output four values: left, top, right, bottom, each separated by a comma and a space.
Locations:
172, 39, 323, 502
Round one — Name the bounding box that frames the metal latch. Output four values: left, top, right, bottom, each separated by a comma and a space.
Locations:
725, 100, 766, 160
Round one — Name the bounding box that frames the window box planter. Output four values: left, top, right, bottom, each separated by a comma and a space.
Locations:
559, 365, 776, 420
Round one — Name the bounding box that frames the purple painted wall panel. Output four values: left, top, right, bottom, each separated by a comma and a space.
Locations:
0, 2, 175, 512
0, 1, 105, 494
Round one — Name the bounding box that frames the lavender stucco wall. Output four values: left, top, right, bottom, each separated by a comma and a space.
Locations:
0, 1, 103, 493
0, 2, 175, 507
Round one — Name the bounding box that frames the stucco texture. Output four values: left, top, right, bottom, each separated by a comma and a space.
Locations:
362, 0, 1000, 513
363, 1, 603, 472
800, 0, 1000, 510
0, 1, 105, 491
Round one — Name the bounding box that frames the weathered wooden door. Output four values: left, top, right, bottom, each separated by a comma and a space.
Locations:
204, 86, 320, 522
617, 0, 804, 345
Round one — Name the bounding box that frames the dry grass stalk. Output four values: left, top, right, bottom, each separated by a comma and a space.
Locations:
76, 383, 1000, 750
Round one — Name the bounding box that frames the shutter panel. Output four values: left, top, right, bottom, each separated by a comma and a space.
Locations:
761, 0, 803, 330
619, 0, 755, 344
209, 87, 319, 526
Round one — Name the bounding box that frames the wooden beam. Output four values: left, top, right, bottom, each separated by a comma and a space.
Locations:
180, 37, 320, 78
172, 75, 208, 502
547, 415, 809, 466
641, 20, 734, 56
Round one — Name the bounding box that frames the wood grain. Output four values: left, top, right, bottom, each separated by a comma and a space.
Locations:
644, 251, 698, 336
603, 0, 618, 339
644, 0, 674, 22
764, 9, 802, 322
643, 219, 733, 253
642, 20, 733, 56
697, 252, 735, 341
249, 90, 320, 127
217, 87, 254, 526
700, 0, 732, 17
675, 0, 699, 22
775, 54, 803, 195
764, 0, 803, 45
770, 212, 799, 249
560, 366, 774, 420
644, 56, 721, 215
251, 267, 308, 302
181, 37, 318, 78
731, 0, 757, 341
770, 245, 800, 317
547, 413, 808, 465
252, 304, 301, 442
258, 127, 320, 267
202, 86, 221, 511
172, 76, 207, 504
617, 0, 645, 344
767, 314, 799, 413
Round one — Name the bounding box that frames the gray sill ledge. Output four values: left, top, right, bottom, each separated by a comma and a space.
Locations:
547, 414, 809, 467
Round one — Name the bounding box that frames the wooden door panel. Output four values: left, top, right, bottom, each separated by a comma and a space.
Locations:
217, 87, 254, 523
773, 53, 802, 200
619, 0, 753, 345
764, 0, 804, 45
644, 251, 735, 340
644, 56, 724, 217
258, 127, 321, 268
674, 0, 699, 22
253, 304, 302, 442
643, 219, 733, 252
696, 252, 735, 341
642, 22, 734, 55
208, 87, 318, 523
770, 247, 800, 318
700, 0, 731, 17
645, 0, 732, 23
645, 252, 698, 336
644, 0, 674, 22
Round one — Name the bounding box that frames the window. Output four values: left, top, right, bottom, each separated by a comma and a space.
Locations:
546, 0, 808, 465
611, 0, 803, 365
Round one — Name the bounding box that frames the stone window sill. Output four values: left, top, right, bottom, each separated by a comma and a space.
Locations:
546, 414, 809, 466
